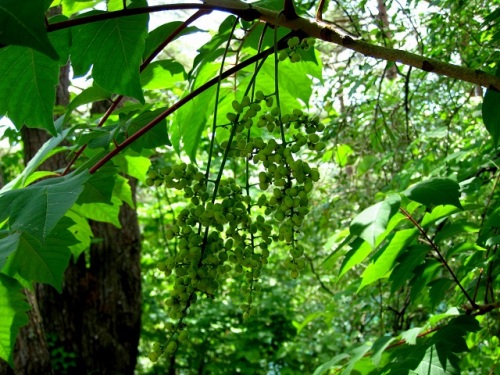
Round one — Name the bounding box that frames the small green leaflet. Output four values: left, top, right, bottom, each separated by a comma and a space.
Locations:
0, 274, 30, 366
141, 60, 187, 90
143, 23, 201, 60
400, 327, 424, 345
350, 194, 401, 248
333, 144, 353, 167
70, 3, 148, 102
358, 229, 418, 291
0, 0, 58, 60
66, 85, 112, 117
2, 219, 77, 291
404, 178, 463, 209
5, 172, 91, 240
482, 88, 500, 147
0, 233, 21, 270
0, 127, 71, 192
313, 354, 350, 375
371, 336, 396, 366
76, 166, 117, 205
0, 46, 59, 135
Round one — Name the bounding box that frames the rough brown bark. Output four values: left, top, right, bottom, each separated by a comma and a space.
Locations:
1, 51, 141, 375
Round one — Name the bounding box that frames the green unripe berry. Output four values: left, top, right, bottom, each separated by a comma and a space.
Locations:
178, 330, 189, 342
241, 96, 251, 107
306, 37, 316, 46
255, 91, 265, 101
145, 178, 155, 187
271, 107, 280, 117
290, 52, 301, 63
315, 142, 326, 152
278, 50, 288, 61
266, 97, 273, 108
232, 100, 243, 113
290, 269, 300, 279
166, 341, 177, 354
287, 36, 300, 48
148, 352, 160, 362
250, 103, 261, 112
226, 112, 237, 122
308, 133, 320, 144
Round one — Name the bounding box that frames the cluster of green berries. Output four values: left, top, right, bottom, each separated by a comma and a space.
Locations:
148, 325, 188, 363
278, 36, 315, 63
146, 91, 325, 362
222, 93, 324, 278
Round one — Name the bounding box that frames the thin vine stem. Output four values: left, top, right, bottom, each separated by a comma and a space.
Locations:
205, 17, 240, 188
399, 207, 477, 308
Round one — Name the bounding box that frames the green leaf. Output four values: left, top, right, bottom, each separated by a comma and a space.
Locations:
338, 237, 371, 279
359, 229, 418, 290
172, 84, 215, 160
66, 85, 112, 117
114, 154, 151, 181
65, 211, 93, 259
419, 316, 481, 374
76, 167, 117, 205
3, 218, 77, 291
389, 244, 429, 292
313, 353, 350, 375
341, 343, 372, 375
404, 178, 463, 209
124, 108, 171, 152
6, 172, 90, 240
0, 46, 59, 135
143, 23, 202, 60
401, 327, 424, 345
421, 205, 461, 228
113, 175, 135, 208
0, 274, 30, 366
141, 60, 186, 90
190, 16, 237, 76
413, 345, 458, 375
70, 4, 148, 102
74, 197, 122, 228
433, 220, 480, 244
0, 0, 58, 60
428, 278, 453, 308
371, 336, 396, 366
350, 194, 401, 248
334, 144, 353, 167
61, 0, 103, 17
0, 233, 21, 270
293, 311, 324, 334
0, 127, 71, 192
482, 88, 500, 146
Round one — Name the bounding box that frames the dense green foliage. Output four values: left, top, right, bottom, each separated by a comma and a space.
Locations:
0, 0, 499, 373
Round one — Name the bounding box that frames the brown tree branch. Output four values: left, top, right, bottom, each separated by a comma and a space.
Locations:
45, 0, 500, 91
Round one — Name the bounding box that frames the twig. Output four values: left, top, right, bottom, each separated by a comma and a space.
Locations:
41, 0, 500, 91
316, 0, 327, 21
399, 207, 478, 309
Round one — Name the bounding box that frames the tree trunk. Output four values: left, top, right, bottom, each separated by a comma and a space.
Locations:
0, 52, 142, 375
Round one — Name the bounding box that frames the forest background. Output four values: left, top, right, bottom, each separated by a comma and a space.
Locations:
0, 0, 499, 374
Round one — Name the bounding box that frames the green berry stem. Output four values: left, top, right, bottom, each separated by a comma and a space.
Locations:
273, 17, 286, 145
154, 186, 169, 251
205, 17, 239, 184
